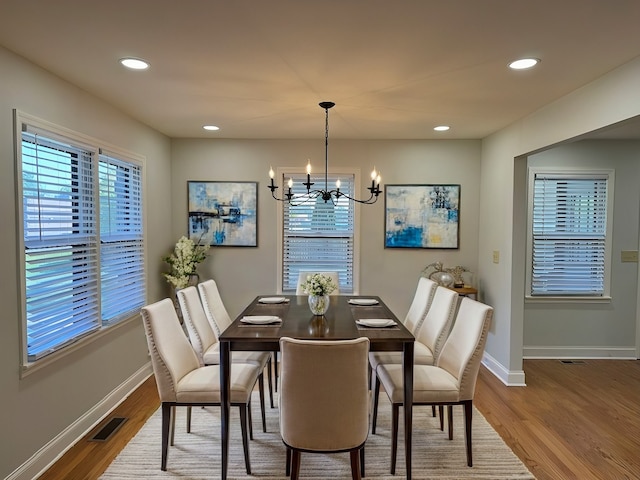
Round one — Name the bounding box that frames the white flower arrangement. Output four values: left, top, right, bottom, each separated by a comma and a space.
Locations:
163, 236, 209, 289
301, 273, 337, 296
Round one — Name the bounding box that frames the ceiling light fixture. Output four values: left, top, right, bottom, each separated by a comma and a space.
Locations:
119, 57, 150, 70
268, 101, 382, 205
509, 58, 540, 70
434, 125, 450, 131
203, 125, 220, 131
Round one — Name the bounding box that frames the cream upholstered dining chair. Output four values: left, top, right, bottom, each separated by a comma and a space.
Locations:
177, 286, 267, 433
370, 284, 458, 431
279, 337, 370, 480
140, 298, 262, 473
372, 297, 493, 472
196, 280, 275, 409
368, 277, 439, 374
295, 271, 341, 295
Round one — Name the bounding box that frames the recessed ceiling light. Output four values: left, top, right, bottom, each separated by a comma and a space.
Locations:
203, 125, 220, 131
509, 58, 540, 70
119, 58, 150, 70
434, 125, 450, 131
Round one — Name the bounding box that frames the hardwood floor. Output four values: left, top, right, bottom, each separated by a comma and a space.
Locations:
37, 376, 160, 480
475, 359, 640, 480
37, 359, 640, 480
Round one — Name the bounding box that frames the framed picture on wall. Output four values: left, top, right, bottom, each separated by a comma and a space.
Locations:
187, 181, 258, 247
384, 184, 460, 249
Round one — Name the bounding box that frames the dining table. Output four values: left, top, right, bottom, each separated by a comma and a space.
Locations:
219, 294, 415, 479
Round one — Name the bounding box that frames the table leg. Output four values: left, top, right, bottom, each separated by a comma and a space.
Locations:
220, 341, 231, 480
403, 341, 414, 480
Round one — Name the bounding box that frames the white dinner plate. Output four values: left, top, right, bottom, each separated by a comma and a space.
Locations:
349, 298, 379, 306
258, 297, 288, 304
356, 319, 396, 328
240, 315, 282, 324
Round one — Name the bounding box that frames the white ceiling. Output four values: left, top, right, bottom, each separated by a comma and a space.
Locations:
1, 0, 639, 140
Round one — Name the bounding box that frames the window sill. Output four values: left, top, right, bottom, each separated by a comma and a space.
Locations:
525, 295, 612, 304
20, 314, 140, 379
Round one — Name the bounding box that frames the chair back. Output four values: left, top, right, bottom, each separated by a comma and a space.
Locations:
415, 285, 458, 360
141, 298, 200, 403
404, 276, 438, 334
437, 297, 493, 400
197, 279, 232, 337
295, 271, 340, 295
177, 286, 217, 366
279, 337, 369, 451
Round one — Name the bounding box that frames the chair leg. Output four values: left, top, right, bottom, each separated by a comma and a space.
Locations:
350, 448, 362, 480
267, 356, 275, 408
432, 405, 436, 417
463, 400, 473, 467
447, 405, 454, 440
169, 406, 176, 446
258, 372, 267, 432
290, 449, 301, 480
439, 405, 445, 431
239, 405, 252, 474
274, 351, 279, 392
371, 373, 381, 434
161, 403, 171, 471
360, 445, 365, 477
285, 446, 291, 476
186, 406, 192, 433
247, 398, 254, 440
390, 403, 399, 475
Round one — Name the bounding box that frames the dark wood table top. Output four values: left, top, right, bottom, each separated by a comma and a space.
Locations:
221, 295, 414, 352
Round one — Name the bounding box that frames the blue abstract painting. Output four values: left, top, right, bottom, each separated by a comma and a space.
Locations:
385, 184, 460, 249
188, 181, 257, 247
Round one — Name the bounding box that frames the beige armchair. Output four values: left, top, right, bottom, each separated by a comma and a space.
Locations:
140, 298, 262, 473
279, 337, 370, 480
196, 280, 275, 408
372, 297, 493, 471
177, 285, 267, 433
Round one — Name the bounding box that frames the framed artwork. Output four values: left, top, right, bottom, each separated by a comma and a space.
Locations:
187, 181, 258, 247
384, 184, 460, 249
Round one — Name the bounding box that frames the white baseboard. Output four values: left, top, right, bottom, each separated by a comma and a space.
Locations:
523, 345, 637, 359
481, 351, 527, 386
7, 363, 153, 480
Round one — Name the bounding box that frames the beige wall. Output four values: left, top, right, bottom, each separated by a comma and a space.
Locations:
170, 138, 482, 318
4, 38, 640, 480
0, 46, 173, 479
479, 56, 640, 384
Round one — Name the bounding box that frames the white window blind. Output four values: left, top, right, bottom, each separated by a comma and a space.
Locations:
20, 119, 145, 363
282, 172, 354, 294
531, 174, 608, 296
22, 128, 100, 360
99, 150, 145, 323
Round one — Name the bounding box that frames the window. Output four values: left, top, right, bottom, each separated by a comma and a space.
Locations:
17, 113, 145, 366
528, 169, 613, 298
280, 170, 357, 294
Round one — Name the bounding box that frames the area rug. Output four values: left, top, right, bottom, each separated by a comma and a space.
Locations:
101, 392, 535, 479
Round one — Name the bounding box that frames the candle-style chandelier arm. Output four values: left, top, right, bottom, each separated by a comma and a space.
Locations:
335, 183, 382, 204
267, 101, 382, 205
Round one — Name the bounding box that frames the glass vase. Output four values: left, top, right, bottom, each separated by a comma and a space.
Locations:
308, 294, 330, 316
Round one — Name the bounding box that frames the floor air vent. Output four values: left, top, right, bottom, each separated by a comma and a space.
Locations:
90, 417, 127, 442
560, 360, 586, 364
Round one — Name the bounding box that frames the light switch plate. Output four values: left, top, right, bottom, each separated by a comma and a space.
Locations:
621, 250, 638, 262
492, 250, 500, 264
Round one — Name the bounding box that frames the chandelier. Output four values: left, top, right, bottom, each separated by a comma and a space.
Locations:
268, 101, 382, 205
